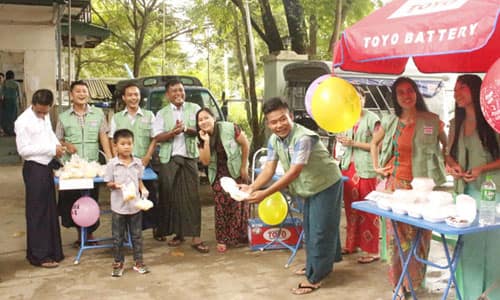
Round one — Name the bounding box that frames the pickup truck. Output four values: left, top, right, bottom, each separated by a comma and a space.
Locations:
114, 75, 226, 120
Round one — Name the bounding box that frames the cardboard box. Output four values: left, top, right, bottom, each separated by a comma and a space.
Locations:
248, 217, 303, 251
59, 178, 94, 190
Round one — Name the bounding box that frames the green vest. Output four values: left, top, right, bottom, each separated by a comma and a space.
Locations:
207, 122, 243, 184
340, 109, 379, 178
271, 123, 341, 198
113, 109, 154, 158
379, 112, 446, 185
450, 119, 500, 193
158, 102, 200, 163
59, 106, 105, 162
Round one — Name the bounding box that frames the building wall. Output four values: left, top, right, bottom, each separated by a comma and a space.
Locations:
0, 5, 57, 109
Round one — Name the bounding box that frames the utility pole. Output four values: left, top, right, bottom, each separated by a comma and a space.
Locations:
162, 1, 166, 74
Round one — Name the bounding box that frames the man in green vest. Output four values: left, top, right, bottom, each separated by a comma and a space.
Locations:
240, 97, 343, 295
152, 79, 209, 253
109, 82, 158, 232
56, 80, 112, 246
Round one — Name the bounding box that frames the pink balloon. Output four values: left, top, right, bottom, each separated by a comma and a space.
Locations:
480, 58, 500, 133
71, 196, 100, 227
305, 74, 331, 117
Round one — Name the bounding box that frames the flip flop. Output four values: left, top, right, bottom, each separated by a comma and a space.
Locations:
292, 283, 320, 295
216, 243, 227, 253
40, 261, 59, 268
342, 248, 355, 255
357, 256, 380, 264
167, 236, 185, 247
191, 242, 209, 253
154, 236, 166, 242
293, 267, 306, 276
393, 289, 406, 300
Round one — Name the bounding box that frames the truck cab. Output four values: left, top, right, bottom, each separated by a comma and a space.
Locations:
114, 75, 226, 121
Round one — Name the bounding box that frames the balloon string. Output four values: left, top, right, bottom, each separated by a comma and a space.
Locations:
331, 36, 339, 77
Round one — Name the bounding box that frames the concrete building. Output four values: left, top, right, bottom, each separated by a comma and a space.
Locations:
0, 0, 109, 107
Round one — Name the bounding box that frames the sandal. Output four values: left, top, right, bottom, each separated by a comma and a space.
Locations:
153, 228, 166, 241
216, 243, 227, 253
191, 242, 209, 253
393, 289, 406, 300
292, 283, 321, 295
154, 236, 166, 242
357, 256, 380, 264
167, 236, 185, 247
293, 267, 306, 276
40, 261, 59, 268
342, 248, 355, 255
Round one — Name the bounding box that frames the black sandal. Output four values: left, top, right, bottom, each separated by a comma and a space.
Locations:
292, 283, 320, 295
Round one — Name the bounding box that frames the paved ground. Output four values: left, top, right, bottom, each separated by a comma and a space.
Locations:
0, 140, 455, 299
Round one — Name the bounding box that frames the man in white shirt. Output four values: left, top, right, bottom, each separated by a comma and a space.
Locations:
15, 89, 65, 268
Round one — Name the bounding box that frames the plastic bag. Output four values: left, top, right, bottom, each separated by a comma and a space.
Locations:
121, 181, 137, 202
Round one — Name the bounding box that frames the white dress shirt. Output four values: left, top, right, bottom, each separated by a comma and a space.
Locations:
152, 103, 187, 157
15, 106, 60, 165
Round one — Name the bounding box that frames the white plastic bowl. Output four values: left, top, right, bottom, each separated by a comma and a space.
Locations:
393, 189, 418, 203
391, 201, 408, 215
455, 194, 477, 223
445, 216, 471, 228
427, 191, 454, 207
422, 204, 455, 223
411, 177, 435, 192
377, 198, 392, 211
407, 203, 423, 218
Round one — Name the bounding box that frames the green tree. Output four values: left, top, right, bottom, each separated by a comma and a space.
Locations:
79, 0, 194, 78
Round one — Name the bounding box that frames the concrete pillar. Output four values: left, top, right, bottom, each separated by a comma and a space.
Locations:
262, 50, 308, 100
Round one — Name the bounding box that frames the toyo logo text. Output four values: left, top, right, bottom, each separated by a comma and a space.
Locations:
263, 228, 292, 241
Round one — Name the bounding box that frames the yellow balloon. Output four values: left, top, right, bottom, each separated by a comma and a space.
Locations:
258, 192, 288, 226
311, 77, 361, 133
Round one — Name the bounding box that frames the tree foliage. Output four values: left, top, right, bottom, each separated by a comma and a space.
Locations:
79, 0, 195, 78
78, 0, 378, 151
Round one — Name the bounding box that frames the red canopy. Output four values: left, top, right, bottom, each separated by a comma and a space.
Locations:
333, 0, 500, 74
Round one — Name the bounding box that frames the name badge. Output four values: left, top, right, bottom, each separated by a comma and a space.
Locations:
423, 125, 433, 135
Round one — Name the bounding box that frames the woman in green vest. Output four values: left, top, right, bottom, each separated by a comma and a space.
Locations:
196, 108, 250, 253
337, 89, 380, 263
370, 77, 447, 300
445, 74, 500, 300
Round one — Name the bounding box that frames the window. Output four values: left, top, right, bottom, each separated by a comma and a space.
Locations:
185, 90, 222, 120
148, 92, 166, 114
143, 78, 158, 87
